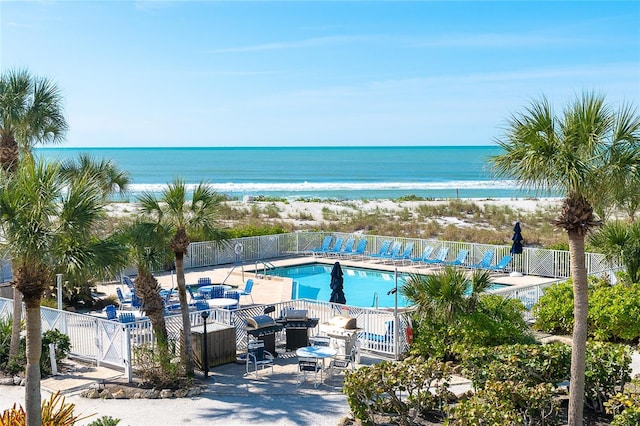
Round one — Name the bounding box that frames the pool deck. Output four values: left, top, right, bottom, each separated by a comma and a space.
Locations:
97, 255, 559, 307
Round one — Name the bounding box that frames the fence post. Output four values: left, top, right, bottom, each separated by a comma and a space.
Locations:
124, 326, 132, 383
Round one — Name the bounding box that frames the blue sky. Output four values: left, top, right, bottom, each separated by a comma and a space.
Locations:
2, 1, 639, 148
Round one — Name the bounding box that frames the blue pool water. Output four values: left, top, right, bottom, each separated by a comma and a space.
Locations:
273, 264, 410, 308
272, 263, 511, 308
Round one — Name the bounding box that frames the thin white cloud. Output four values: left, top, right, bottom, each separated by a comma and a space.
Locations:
211, 34, 384, 53
411, 32, 584, 49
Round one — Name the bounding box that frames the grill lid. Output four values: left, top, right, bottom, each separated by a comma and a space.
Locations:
247, 315, 276, 329
285, 309, 308, 321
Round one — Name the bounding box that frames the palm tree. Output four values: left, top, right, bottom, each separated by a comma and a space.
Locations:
490, 92, 640, 425
138, 178, 225, 376
590, 221, 640, 284
0, 68, 68, 362
402, 267, 493, 324
0, 159, 127, 426
120, 219, 174, 372
59, 154, 129, 198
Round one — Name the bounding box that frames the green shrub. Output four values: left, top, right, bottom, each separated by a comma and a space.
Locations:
342, 356, 453, 425
133, 344, 189, 390
589, 283, 640, 342
460, 342, 571, 389
532, 280, 574, 334
584, 342, 632, 414
447, 380, 561, 425
41, 329, 72, 376
606, 378, 640, 426
455, 295, 535, 349
86, 416, 122, 426
410, 295, 535, 361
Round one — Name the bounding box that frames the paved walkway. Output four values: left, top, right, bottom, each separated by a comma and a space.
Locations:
2, 349, 475, 426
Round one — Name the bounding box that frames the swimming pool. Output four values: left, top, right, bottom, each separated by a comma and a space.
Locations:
272, 263, 409, 308
271, 263, 510, 308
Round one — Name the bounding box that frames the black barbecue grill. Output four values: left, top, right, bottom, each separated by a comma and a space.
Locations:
275, 309, 320, 351
246, 315, 283, 355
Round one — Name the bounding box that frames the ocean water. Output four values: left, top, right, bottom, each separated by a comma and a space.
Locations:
34, 146, 535, 200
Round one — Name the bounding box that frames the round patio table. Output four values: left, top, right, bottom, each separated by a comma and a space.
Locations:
206, 298, 238, 309
295, 346, 338, 359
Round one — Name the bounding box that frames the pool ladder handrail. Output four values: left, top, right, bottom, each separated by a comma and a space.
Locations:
254, 261, 277, 277
372, 292, 379, 309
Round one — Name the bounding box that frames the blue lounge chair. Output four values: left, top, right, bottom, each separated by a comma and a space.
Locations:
444, 249, 469, 266
239, 279, 254, 304
346, 239, 368, 259
489, 255, 513, 273
373, 241, 402, 261
410, 246, 434, 264
325, 237, 345, 256
368, 240, 393, 259
311, 236, 333, 255
333, 238, 355, 257
424, 247, 450, 265
468, 251, 494, 269
391, 242, 415, 264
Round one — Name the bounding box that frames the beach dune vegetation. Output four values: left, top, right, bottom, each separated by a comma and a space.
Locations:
491, 91, 640, 425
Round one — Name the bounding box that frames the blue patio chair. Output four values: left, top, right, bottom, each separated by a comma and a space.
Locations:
424, 247, 450, 265
311, 236, 333, 255
444, 249, 469, 266
195, 301, 209, 311
410, 246, 434, 264
130, 289, 142, 309
468, 251, 494, 269
377, 241, 402, 261
104, 304, 117, 320
209, 285, 225, 299
239, 279, 254, 304
118, 312, 136, 324
367, 240, 393, 259
197, 277, 212, 286
116, 287, 132, 310
489, 255, 513, 273
224, 290, 240, 309
187, 286, 205, 302
246, 340, 274, 377
122, 275, 135, 290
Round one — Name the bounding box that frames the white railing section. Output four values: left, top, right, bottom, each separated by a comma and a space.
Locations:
179, 232, 619, 280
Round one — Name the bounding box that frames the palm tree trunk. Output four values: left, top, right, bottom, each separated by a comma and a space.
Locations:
174, 252, 194, 376
9, 288, 22, 359
134, 271, 171, 369
24, 298, 42, 426
567, 231, 588, 426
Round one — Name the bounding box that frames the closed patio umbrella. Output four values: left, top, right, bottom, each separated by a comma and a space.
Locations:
511, 221, 524, 254
329, 261, 346, 305
510, 221, 524, 277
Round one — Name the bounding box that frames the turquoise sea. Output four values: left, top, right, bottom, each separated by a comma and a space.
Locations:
34, 146, 537, 200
